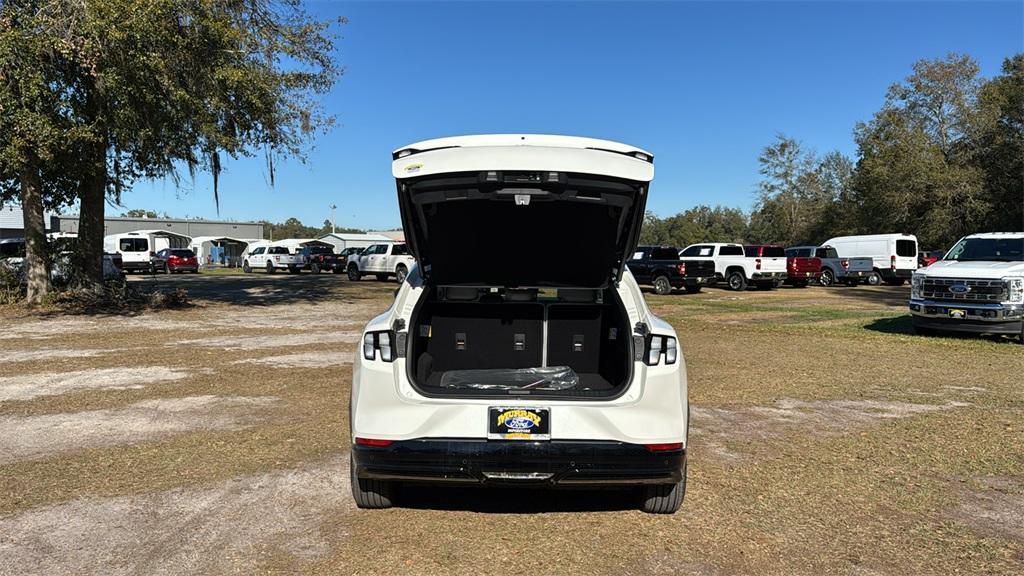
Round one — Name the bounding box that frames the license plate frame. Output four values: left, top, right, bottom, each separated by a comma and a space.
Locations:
488, 407, 551, 441
948, 308, 967, 319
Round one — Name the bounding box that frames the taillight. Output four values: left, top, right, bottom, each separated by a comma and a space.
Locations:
755, 258, 762, 270
355, 437, 393, 447
891, 255, 896, 270
841, 259, 849, 269
363, 331, 396, 362
644, 442, 683, 452
643, 335, 677, 366
676, 263, 686, 275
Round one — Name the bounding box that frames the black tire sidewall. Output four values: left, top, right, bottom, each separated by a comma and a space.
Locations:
654, 276, 671, 295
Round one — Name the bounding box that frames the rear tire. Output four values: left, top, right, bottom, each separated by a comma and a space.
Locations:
347, 265, 361, 281
684, 285, 702, 294
163, 263, 170, 274
819, 268, 835, 287
243, 261, 251, 273
350, 455, 394, 509
653, 275, 672, 295
726, 271, 747, 291
310, 262, 321, 274
867, 271, 882, 286
642, 454, 686, 514
395, 264, 408, 284
266, 263, 275, 275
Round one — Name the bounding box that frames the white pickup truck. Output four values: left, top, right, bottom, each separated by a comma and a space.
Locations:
242, 245, 306, 274
910, 232, 1024, 342
346, 243, 416, 283
680, 242, 787, 290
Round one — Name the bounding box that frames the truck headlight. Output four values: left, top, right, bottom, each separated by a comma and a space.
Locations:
911, 273, 924, 299
1005, 277, 1024, 303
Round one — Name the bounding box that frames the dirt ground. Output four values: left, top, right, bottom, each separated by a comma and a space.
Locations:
0, 273, 1021, 575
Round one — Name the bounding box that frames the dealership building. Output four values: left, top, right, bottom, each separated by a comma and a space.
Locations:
56, 214, 264, 240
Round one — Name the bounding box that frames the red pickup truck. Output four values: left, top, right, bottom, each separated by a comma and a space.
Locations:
783, 247, 822, 288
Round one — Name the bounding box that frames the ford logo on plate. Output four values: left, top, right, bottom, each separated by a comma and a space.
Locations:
504, 416, 535, 430
949, 284, 971, 294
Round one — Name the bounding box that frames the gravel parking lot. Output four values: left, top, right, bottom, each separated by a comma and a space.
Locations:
1, 273, 1021, 575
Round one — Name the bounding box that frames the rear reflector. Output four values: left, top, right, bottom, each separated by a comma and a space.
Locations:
355, 437, 393, 447
644, 442, 683, 452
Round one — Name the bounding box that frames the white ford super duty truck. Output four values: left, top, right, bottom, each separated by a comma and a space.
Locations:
910, 232, 1024, 342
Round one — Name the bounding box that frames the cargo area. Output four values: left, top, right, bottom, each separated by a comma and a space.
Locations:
407, 287, 633, 398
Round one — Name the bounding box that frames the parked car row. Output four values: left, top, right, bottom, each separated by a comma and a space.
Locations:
626, 233, 924, 294
237, 241, 414, 282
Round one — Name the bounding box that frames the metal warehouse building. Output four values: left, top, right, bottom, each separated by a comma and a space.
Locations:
1, 204, 59, 239
57, 215, 264, 240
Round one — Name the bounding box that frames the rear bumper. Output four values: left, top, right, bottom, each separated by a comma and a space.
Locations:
352, 439, 685, 486
839, 270, 870, 278
910, 299, 1023, 335
677, 276, 709, 287
751, 271, 787, 280
883, 268, 915, 279
121, 261, 153, 272
786, 270, 820, 281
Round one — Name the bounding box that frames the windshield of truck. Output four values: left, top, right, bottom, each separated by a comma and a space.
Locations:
650, 247, 679, 260
945, 237, 1024, 262
0, 241, 25, 258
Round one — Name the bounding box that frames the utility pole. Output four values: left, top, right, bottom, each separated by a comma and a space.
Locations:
330, 204, 337, 234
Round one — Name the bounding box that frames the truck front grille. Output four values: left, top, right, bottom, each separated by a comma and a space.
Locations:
921, 278, 1008, 302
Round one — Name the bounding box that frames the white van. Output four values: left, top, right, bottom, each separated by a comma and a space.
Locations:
820, 233, 918, 285
103, 230, 191, 273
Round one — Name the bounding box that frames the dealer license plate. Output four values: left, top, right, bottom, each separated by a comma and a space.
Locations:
948, 309, 967, 319
488, 407, 550, 440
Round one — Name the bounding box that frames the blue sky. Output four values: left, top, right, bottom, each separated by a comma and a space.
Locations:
127, 1, 1023, 230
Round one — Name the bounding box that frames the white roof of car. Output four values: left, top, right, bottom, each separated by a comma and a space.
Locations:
392, 134, 654, 182
963, 232, 1024, 239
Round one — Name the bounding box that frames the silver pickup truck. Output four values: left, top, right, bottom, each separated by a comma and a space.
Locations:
790, 245, 874, 287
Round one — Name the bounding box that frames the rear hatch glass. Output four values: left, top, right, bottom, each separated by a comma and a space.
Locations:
896, 239, 917, 257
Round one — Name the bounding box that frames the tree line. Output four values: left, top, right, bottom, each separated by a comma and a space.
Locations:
0, 1, 343, 303
641, 54, 1023, 251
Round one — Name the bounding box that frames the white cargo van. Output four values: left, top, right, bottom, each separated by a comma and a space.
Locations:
103, 230, 191, 273
820, 233, 918, 285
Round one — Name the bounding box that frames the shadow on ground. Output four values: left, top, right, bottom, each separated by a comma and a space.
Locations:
865, 314, 1024, 345
396, 484, 640, 514
128, 273, 390, 307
